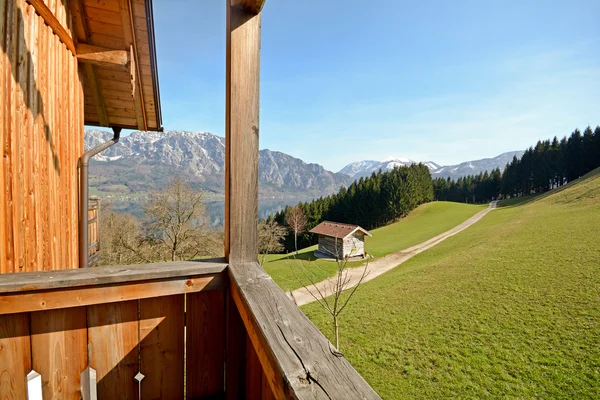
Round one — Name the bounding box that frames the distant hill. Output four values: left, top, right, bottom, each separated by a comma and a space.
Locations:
339, 151, 524, 180
86, 130, 352, 199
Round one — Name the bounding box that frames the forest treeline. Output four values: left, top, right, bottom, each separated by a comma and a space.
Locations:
433, 126, 600, 203
273, 126, 599, 253
273, 163, 433, 251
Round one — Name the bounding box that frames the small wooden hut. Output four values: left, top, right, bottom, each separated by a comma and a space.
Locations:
310, 221, 372, 259
0, 1, 380, 398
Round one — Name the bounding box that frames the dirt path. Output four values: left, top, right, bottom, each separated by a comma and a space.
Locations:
288, 201, 498, 306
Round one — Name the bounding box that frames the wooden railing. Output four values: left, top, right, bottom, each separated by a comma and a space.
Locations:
0, 260, 379, 399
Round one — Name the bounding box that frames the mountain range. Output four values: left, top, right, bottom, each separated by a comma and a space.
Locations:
340, 152, 524, 180
86, 130, 523, 199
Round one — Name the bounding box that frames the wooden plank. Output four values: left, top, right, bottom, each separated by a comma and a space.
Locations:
0, 0, 6, 274
82, 0, 120, 13
26, 0, 76, 54
0, 274, 225, 314
245, 335, 262, 399
225, 293, 247, 400
129, 43, 144, 130
77, 43, 128, 69
229, 262, 381, 399
83, 63, 108, 126
139, 295, 184, 400
225, 3, 261, 263
86, 19, 124, 38
30, 307, 88, 399
0, 0, 17, 273
17, 0, 28, 272
87, 301, 138, 400
186, 290, 225, 398
0, 260, 227, 292
0, 313, 31, 399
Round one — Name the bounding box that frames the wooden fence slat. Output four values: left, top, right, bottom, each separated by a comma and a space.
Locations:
225, 293, 247, 400
0, 0, 6, 274
245, 335, 262, 399
0, 313, 32, 399
139, 295, 184, 400
87, 301, 138, 400
261, 369, 276, 400
30, 307, 88, 399
186, 290, 226, 398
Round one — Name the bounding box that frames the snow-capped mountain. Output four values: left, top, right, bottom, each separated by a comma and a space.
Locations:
339, 151, 523, 180
430, 151, 524, 179
339, 157, 442, 179
85, 130, 351, 197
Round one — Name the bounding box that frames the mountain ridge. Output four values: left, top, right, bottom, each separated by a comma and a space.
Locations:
86, 130, 524, 200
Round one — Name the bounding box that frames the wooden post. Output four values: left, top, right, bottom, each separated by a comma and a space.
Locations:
224, 1, 262, 264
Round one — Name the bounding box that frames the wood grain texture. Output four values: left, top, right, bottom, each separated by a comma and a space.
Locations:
30, 307, 88, 399
0, 259, 227, 292
26, 0, 76, 54
0, 313, 31, 399
0, 274, 225, 314
139, 295, 185, 400
186, 290, 225, 398
76, 43, 128, 68
1, 0, 84, 273
229, 262, 381, 399
84, 63, 108, 126
0, 0, 7, 274
225, 4, 261, 264
87, 300, 138, 400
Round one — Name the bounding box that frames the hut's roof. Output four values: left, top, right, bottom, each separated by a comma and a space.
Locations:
309, 221, 372, 239
77, 0, 162, 131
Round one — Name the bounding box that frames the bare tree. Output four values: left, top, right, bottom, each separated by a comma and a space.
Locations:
289, 243, 369, 350
144, 178, 211, 261
258, 219, 287, 267
99, 203, 152, 265
285, 205, 307, 254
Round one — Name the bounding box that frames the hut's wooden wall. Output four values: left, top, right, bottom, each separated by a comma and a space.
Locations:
0, 0, 84, 273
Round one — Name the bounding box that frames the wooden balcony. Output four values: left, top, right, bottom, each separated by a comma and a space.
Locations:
0, 259, 379, 399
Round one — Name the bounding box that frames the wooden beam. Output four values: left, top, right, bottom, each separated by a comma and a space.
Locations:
76, 43, 129, 69
232, 0, 266, 14
0, 259, 227, 293
228, 262, 380, 399
225, 3, 261, 263
26, 0, 76, 55
84, 64, 109, 127
0, 274, 225, 315
130, 45, 145, 130
120, 0, 147, 131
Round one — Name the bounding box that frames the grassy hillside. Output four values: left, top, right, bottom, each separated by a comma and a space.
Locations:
263, 201, 485, 291
302, 168, 600, 399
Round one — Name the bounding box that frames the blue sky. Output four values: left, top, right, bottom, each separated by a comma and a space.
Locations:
152, 0, 600, 171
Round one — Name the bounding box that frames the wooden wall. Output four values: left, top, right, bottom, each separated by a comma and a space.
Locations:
0, 0, 84, 273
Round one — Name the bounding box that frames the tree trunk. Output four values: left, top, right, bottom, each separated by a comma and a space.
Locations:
294, 231, 298, 255
333, 315, 340, 350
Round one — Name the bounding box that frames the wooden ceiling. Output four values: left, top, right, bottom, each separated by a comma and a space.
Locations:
71, 0, 162, 131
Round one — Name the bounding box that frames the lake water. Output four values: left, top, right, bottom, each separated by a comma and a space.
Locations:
110, 197, 310, 226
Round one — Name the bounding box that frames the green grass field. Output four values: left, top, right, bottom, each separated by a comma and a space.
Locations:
302, 169, 600, 398
263, 201, 485, 291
